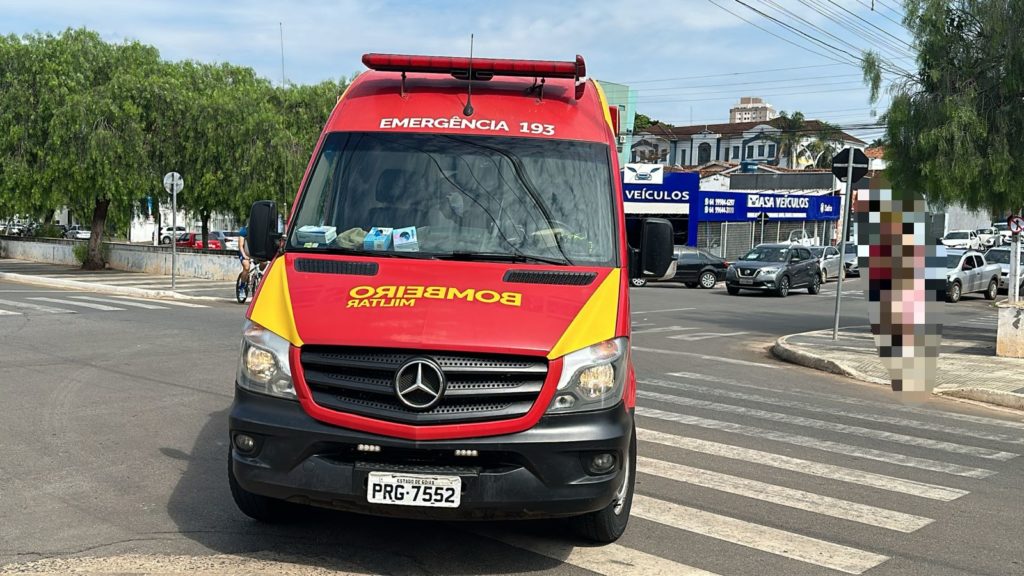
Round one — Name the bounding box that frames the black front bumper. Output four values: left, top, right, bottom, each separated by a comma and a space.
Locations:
229, 388, 633, 520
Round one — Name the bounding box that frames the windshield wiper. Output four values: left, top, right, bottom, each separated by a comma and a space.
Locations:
438, 251, 570, 266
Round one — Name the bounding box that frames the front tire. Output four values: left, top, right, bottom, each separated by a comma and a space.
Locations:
630, 278, 647, 288
699, 271, 717, 289
228, 451, 296, 523
235, 274, 249, 304
985, 278, 998, 300
775, 276, 790, 297
808, 273, 821, 295
727, 285, 741, 295
160, 236, 171, 245
573, 423, 636, 543
947, 281, 962, 303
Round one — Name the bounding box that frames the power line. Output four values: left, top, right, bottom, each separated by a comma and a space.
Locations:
803, 0, 914, 56
635, 83, 875, 105
759, 0, 909, 60
850, 0, 910, 35
634, 78, 874, 100
630, 73, 872, 94
706, 0, 853, 65
620, 63, 845, 85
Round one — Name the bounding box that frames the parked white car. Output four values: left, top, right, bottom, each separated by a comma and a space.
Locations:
941, 230, 982, 251
64, 225, 91, 240
975, 227, 1003, 248
160, 226, 188, 244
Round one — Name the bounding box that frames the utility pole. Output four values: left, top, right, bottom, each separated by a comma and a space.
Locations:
830, 148, 869, 340
279, 22, 286, 87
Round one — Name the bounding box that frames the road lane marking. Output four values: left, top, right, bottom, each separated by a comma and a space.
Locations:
638, 388, 1015, 461
632, 307, 695, 315
631, 346, 780, 369
667, 331, 749, 341
632, 326, 698, 335
481, 531, 720, 576
638, 428, 968, 501
0, 309, 22, 316
662, 370, 1024, 430
105, 295, 208, 308
28, 297, 125, 311
638, 456, 933, 532
657, 375, 1024, 445
636, 407, 995, 478
71, 296, 169, 310
0, 298, 74, 314
632, 495, 890, 574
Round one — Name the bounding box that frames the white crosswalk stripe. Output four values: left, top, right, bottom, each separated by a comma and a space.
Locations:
0, 298, 73, 314
0, 309, 21, 316
638, 389, 1017, 461
637, 406, 996, 478
28, 297, 125, 311
632, 495, 891, 575
102, 295, 208, 308
483, 531, 721, 576
664, 370, 1024, 430
70, 296, 169, 310
649, 376, 1024, 445
638, 456, 933, 532
638, 428, 969, 501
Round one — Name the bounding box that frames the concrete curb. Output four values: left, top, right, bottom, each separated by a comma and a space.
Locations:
771, 332, 889, 386
773, 330, 1024, 412
0, 271, 232, 304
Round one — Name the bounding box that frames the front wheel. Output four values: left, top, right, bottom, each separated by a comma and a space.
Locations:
985, 278, 998, 300
699, 271, 717, 289
808, 273, 821, 295
630, 278, 647, 288
947, 281, 962, 303
235, 274, 249, 304
228, 451, 297, 523
727, 285, 741, 295
573, 423, 636, 543
775, 276, 791, 297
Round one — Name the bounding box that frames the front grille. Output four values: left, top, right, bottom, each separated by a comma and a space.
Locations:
739, 268, 756, 277
300, 347, 548, 425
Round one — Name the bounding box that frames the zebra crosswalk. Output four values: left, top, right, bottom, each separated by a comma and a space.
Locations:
0, 294, 208, 316
478, 369, 1022, 575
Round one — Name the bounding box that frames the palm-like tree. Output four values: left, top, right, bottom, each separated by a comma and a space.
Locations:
772, 110, 806, 168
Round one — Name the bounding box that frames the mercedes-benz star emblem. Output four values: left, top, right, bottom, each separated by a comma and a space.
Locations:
394, 358, 446, 410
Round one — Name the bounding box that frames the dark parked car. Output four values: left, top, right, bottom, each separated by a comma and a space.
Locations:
662, 246, 728, 288
725, 243, 821, 297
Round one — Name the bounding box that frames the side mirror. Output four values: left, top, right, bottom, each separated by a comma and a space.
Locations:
633, 218, 674, 279
248, 200, 280, 261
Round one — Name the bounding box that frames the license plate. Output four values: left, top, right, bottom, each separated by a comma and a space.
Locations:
367, 472, 461, 508
739, 278, 754, 285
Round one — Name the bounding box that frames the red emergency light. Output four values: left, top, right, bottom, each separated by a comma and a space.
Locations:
362, 53, 588, 99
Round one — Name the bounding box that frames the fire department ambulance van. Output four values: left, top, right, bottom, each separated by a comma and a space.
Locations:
230, 52, 674, 543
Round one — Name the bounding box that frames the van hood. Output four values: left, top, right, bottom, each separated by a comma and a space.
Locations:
252, 253, 619, 357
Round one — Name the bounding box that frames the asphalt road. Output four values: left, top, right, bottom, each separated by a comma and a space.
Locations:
1, 276, 1021, 576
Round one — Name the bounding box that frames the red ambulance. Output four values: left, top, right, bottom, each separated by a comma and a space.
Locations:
230, 52, 674, 542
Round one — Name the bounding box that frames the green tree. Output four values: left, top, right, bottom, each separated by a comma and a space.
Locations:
633, 113, 672, 132
771, 111, 806, 168
862, 0, 1024, 213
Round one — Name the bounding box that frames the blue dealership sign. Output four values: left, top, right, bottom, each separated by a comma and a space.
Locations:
696, 191, 840, 222
622, 169, 699, 205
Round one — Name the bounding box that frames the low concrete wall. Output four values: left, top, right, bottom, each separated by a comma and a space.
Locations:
0, 236, 240, 281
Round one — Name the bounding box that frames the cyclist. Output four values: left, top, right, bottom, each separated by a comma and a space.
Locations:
237, 225, 252, 283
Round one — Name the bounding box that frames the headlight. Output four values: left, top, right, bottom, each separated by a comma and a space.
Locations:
759, 267, 781, 275
237, 319, 296, 399
547, 338, 627, 414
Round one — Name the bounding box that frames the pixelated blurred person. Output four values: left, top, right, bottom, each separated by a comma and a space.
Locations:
854, 188, 944, 400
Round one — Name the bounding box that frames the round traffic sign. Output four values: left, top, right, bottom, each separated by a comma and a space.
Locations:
163, 172, 184, 195
1007, 215, 1024, 235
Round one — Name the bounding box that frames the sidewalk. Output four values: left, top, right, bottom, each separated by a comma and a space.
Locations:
0, 258, 236, 303
774, 325, 1024, 411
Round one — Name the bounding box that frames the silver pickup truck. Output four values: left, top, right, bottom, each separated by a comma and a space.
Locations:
946, 250, 1001, 303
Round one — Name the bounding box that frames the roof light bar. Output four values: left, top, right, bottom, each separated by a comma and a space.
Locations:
362, 53, 588, 99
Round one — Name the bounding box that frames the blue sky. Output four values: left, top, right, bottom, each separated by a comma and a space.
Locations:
2, 0, 911, 139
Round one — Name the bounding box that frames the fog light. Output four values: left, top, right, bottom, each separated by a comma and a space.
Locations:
586, 453, 616, 475
454, 449, 478, 457
553, 394, 576, 410
234, 434, 256, 453
357, 444, 381, 453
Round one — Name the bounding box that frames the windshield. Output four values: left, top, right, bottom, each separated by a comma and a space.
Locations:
993, 223, 1009, 231
808, 247, 824, 257
946, 254, 963, 269
946, 232, 968, 240
844, 244, 857, 254
740, 246, 789, 262
288, 132, 617, 266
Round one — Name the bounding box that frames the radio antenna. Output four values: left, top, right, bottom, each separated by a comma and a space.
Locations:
463, 34, 475, 117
